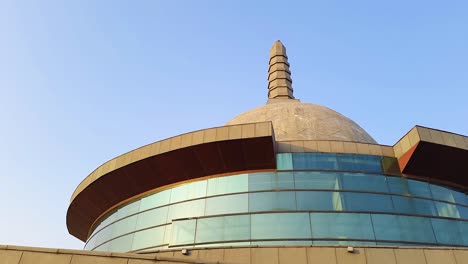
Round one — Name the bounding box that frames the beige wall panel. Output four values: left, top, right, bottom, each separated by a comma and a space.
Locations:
366, 248, 396, 264
303, 141, 319, 152
356, 143, 370, 155
20, 252, 71, 264
464, 136, 468, 149
343, 142, 358, 154
70, 255, 128, 264
127, 259, 157, 264
367, 144, 383, 156
453, 250, 468, 264
255, 122, 271, 137
179, 133, 193, 148
191, 130, 205, 145
428, 130, 444, 145
169, 136, 182, 151
203, 129, 217, 143
407, 127, 420, 146
453, 135, 467, 150
393, 142, 403, 158
416, 127, 432, 142
399, 137, 411, 154
173, 249, 198, 261
278, 248, 307, 264
381, 146, 395, 157
289, 141, 304, 153
441, 133, 457, 148
276, 142, 291, 153
155, 251, 174, 258
224, 248, 250, 264
241, 124, 256, 139
215, 127, 230, 141
148, 142, 161, 156
0, 249, 22, 264
159, 139, 172, 153
228, 125, 242, 140
317, 141, 332, 152
306, 247, 336, 264
394, 248, 427, 264
335, 248, 366, 264
251, 248, 279, 264
424, 249, 456, 264
330, 141, 345, 153
197, 249, 224, 262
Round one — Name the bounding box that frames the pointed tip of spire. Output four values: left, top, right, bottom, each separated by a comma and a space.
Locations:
270, 40, 287, 58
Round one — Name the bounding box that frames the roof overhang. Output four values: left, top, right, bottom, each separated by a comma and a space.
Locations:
67, 122, 276, 241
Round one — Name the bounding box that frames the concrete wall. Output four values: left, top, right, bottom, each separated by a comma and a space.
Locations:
1, 245, 467, 264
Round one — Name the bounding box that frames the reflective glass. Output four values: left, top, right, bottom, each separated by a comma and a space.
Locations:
94, 242, 110, 251
434, 202, 460, 218
296, 191, 343, 211
252, 241, 312, 246
310, 213, 374, 240
136, 206, 169, 230
170, 219, 196, 246
205, 194, 248, 215
391, 196, 436, 216
293, 153, 338, 170
294, 171, 340, 190
344, 193, 394, 213
458, 205, 468, 219
372, 214, 436, 243
140, 189, 171, 211
430, 185, 466, 205
108, 233, 134, 252
116, 200, 141, 219
387, 177, 431, 198
207, 174, 248, 196
249, 191, 296, 212
112, 215, 138, 237
313, 240, 376, 246
337, 154, 382, 173
341, 173, 388, 192
195, 215, 250, 243
92, 212, 117, 237
132, 225, 166, 250
94, 224, 114, 247
251, 213, 311, 239
249, 172, 294, 191
167, 199, 205, 221
170, 180, 207, 203
431, 218, 465, 245
276, 153, 293, 170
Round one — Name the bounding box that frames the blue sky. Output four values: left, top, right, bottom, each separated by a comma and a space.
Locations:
0, 1, 466, 249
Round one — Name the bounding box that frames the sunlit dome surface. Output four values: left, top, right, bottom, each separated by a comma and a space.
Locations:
226, 100, 377, 143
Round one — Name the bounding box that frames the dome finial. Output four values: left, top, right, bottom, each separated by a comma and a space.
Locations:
268, 40, 294, 99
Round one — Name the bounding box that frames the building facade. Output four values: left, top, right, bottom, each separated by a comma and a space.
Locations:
67, 41, 468, 254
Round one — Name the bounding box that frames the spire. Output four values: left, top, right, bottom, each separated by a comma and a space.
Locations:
268, 40, 294, 99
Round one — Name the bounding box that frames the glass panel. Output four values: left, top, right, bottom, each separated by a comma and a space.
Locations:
252, 241, 312, 246
310, 213, 374, 240
94, 241, 110, 251
381, 156, 401, 175
313, 240, 376, 246
167, 199, 205, 221
94, 224, 114, 247
296, 191, 343, 211
387, 177, 431, 198
116, 200, 141, 219
293, 153, 338, 170
344, 193, 394, 213
132, 225, 166, 250
341, 173, 388, 192
430, 185, 466, 204
372, 214, 436, 243
276, 153, 293, 170
337, 154, 382, 173
431, 218, 465, 245
85, 235, 97, 250
136, 206, 169, 230
140, 189, 171, 211
170, 180, 207, 203
294, 171, 340, 190
249, 172, 294, 191
205, 194, 248, 215
458, 205, 468, 219
207, 174, 248, 196
249, 191, 296, 212
251, 213, 311, 239
434, 202, 461, 218
112, 215, 138, 237
108, 233, 134, 252
170, 219, 196, 246
392, 196, 436, 216
195, 215, 250, 243
92, 212, 118, 237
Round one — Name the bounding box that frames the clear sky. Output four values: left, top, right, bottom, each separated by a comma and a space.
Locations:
0, 1, 466, 250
